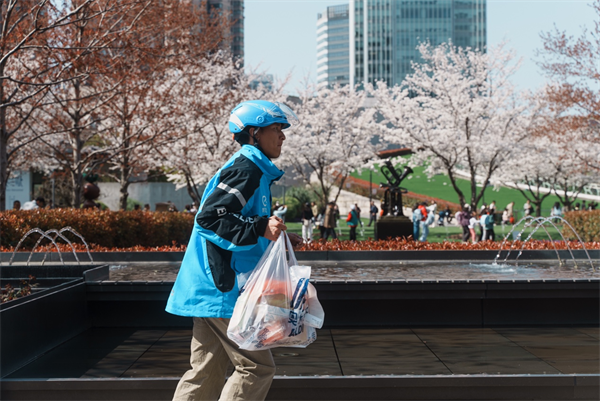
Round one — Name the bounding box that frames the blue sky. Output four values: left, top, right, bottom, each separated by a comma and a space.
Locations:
244, 0, 596, 95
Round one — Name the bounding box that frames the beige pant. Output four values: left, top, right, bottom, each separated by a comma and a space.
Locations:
173, 317, 276, 401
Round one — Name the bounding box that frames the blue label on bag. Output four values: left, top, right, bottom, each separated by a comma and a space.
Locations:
291, 278, 309, 309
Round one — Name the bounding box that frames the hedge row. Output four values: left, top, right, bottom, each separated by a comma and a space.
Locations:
0, 209, 194, 249
562, 210, 600, 242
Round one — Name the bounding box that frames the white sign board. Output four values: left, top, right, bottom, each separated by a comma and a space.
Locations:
6, 170, 31, 209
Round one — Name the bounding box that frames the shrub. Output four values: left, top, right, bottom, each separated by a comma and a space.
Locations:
0, 209, 194, 249
562, 210, 600, 242
274, 187, 317, 221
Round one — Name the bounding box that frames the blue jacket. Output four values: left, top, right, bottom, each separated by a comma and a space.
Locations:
166, 145, 284, 318
346, 210, 359, 227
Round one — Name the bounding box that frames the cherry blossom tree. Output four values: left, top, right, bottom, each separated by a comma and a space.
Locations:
98, 1, 231, 210
536, 0, 600, 172
492, 130, 558, 217
374, 42, 540, 211
545, 122, 596, 210
21, 0, 153, 208
279, 84, 384, 208
0, 0, 106, 210
149, 54, 286, 206
30, 1, 229, 209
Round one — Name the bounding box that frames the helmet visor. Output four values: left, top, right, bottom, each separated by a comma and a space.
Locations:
272, 102, 300, 127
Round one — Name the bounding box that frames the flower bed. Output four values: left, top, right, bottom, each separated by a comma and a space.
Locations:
1, 238, 599, 253
1, 276, 38, 303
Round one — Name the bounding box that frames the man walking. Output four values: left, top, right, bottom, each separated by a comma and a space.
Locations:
458, 205, 472, 243
301, 202, 314, 243
322, 202, 338, 240
367, 201, 378, 227
167, 100, 301, 401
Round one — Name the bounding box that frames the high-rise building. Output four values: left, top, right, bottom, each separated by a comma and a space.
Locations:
194, 0, 244, 63
347, 0, 486, 88
316, 4, 351, 89
249, 74, 274, 91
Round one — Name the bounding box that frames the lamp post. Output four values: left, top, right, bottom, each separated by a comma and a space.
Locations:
369, 170, 372, 204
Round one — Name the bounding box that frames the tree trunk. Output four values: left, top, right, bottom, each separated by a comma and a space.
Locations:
118, 151, 131, 210
0, 64, 8, 211
119, 177, 130, 210
446, 168, 466, 210
184, 173, 201, 206
73, 135, 85, 208
0, 107, 8, 212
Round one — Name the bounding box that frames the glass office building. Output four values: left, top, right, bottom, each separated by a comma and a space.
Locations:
317, 4, 351, 89
198, 0, 244, 64
349, 0, 486, 87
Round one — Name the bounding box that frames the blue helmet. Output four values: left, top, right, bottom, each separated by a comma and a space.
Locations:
228, 100, 298, 135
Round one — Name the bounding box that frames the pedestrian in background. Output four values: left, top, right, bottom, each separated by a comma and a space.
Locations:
354, 203, 363, 228
346, 204, 360, 241
480, 208, 495, 241
323, 202, 337, 240
333, 203, 341, 236
368, 201, 378, 226
273, 202, 287, 222
506, 201, 515, 224
301, 202, 314, 243
468, 212, 479, 243
420, 203, 435, 242
501, 208, 510, 225
310, 201, 319, 228
412, 204, 422, 241
22, 197, 46, 210
551, 202, 563, 221
457, 205, 472, 243
316, 206, 326, 239
523, 200, 533, 217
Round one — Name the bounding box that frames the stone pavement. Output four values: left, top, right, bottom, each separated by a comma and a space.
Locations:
8, 326, 598, 379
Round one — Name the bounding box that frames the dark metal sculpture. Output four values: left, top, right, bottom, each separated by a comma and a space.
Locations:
375, 161, 414, 240
380, 160, 413, 217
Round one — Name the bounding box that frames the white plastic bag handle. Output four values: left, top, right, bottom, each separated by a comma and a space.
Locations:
284, 232, 299, 267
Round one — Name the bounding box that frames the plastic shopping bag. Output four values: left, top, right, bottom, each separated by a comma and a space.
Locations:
227, 233, 324, 350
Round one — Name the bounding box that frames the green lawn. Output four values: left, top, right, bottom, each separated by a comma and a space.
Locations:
285, 218, 568, 243
352, 157, 564, 217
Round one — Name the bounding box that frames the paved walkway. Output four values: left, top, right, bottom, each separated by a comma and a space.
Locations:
8, 327, 598, 379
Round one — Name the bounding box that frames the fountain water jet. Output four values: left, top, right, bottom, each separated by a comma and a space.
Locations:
9, 229, 65, 266
8, 227, 94, 266
494, 216, 595, 270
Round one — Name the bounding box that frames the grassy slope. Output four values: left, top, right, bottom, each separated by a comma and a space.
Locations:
352, 157, 563, 217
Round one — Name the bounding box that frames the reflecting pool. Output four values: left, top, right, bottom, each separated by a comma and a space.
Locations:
107, 260, 599, 282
